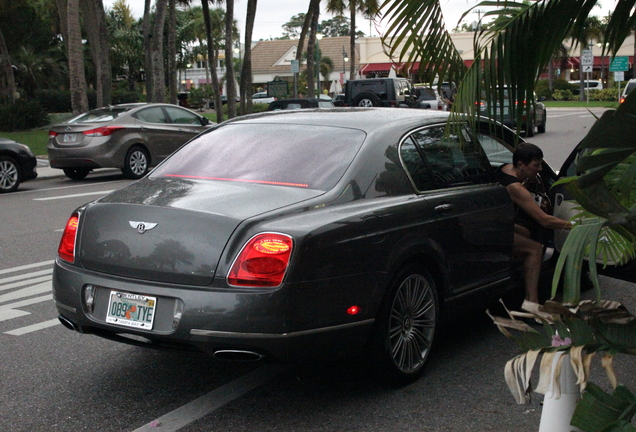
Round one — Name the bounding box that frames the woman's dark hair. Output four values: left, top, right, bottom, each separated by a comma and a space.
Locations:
513, 143, 543, 166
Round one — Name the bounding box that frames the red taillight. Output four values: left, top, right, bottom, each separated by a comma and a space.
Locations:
83, 126, 125, 137
228, 233, 293, 287
49, 130, 58, 138
620, 97, 625, 103
58, 213, 80, 263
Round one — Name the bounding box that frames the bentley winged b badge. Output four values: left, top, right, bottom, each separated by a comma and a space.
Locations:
129, 221, 158, 234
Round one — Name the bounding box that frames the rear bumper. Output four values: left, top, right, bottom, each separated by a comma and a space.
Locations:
52, 259, 378, 362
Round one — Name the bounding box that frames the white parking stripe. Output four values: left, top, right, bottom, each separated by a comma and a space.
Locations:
132, 364, 287, 432
0, 294, 53, 311
0, 260, 54, 276
0, 281, 52, 304
0, 309, 30, 322
0, 269, 52, 285
0, 276, 52, 292
5, 318, 60, 335
33, 190, 114, 201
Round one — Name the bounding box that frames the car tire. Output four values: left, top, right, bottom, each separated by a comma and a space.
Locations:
353, 92, 381, 107
0, 155, 20, 193
371, 264, 439, 384
63, 167, 90, 180
537, 112, 546, 133
122, 146, 150, 179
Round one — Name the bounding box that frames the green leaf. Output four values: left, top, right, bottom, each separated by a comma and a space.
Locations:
571, 383, 636, 432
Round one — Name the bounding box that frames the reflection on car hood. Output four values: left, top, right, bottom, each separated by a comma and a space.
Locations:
79, 178, 323, 286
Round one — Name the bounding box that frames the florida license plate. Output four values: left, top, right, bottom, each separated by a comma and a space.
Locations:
106, 291, 156, 330
63, 133, 77, 143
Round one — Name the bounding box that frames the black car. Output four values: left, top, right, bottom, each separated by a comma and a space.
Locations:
343, 78, 418, 107
53, 108, 563, 383
267, 98, 334, 110
0, 138, 38, 193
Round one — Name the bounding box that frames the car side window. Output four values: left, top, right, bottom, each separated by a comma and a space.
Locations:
476, 133, 513, 167
135, 107, 168, 124
165, 106, 201, 125
400, 125, 492, 191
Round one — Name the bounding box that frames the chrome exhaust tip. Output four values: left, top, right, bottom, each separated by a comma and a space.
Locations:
213, 349, 265, 362
58, 315, 77, 331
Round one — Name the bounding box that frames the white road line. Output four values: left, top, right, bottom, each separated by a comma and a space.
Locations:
5, 318, 60, 336
0, 269, 52, 284
0, 309, 30, 322
0, 294, 53, 311
0, 276, 52, 292
34, 190, 115, 201
0, 281, 52, 304
0, 260, 54, 276
132, 364, 287, 432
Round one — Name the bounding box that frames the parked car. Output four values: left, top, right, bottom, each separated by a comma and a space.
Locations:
0, 138, 38, 193
569, 80, 603, 95
343, 77, 418, 107
47, 103, 213, 180
478, 86, 547, 137
333, 93, 345, 106
620, 79, 636, 103
413, 85, 447, 110
252, 92, 277, 104
208, 95, 240, 108
267, 98, 334, 110
53, 108, 568, 383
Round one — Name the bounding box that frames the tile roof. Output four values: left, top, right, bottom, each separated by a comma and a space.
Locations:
251, 36, 360, 75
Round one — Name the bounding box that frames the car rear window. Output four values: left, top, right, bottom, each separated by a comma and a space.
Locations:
68, 107, 132, 123
151, 123, 366, 191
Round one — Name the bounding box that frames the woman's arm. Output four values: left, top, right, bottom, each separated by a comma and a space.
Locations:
506, 183, 572, 230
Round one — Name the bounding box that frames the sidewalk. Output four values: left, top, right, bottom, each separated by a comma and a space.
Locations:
36, 157, 63, 179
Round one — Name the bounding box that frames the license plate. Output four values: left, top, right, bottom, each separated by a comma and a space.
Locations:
63, 133, 77, 143
106, 291, 156, 330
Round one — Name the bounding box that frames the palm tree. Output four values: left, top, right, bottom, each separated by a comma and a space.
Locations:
320, 56, 334, 89
295, 0, 320, 98
0, 28, 16, 103
224, 0, 237, 118
107, 1, 144, 92
81, 0, 112, 107
65, 0, 89, 114
239, 0, 257, 113
327, 0, 381, 80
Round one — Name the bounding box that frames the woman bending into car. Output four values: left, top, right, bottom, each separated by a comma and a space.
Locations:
495, 143, 573, 304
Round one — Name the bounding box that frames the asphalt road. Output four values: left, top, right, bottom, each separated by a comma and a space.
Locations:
1, 107, 634, 431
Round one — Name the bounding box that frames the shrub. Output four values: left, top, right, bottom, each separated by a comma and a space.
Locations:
111, 90, 142, 104
0, 100, 49, 131
35, 89, 72, 113
552, 89, 575, 101
536, 78, 573, 100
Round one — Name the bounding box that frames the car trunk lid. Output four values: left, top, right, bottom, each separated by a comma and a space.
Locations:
78, 178, 322, 286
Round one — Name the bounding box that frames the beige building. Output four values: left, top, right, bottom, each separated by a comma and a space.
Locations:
182, 33, 635, 95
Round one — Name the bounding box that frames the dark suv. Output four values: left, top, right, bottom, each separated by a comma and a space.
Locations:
344, 78, 418, 107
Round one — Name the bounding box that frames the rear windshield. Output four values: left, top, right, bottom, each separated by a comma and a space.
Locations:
151, 123, 366, 191
68, 107, 132, 123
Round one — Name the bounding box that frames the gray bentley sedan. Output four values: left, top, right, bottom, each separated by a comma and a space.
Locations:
52, 108, 553, 383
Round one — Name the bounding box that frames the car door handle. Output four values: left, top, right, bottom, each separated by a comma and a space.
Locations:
435, 204, 454, 214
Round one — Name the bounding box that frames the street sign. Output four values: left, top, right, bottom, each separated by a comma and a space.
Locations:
615, 71, 625, 82
291, 60, 299, 74
610, 56, 629, 72
581, 49, 593, 66
582, 65, 593, 73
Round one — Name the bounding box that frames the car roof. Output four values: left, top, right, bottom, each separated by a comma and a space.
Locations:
222, 107, 450, 133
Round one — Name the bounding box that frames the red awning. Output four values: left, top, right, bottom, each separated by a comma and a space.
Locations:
360, 60, 475, 75
359, 63, 399, 74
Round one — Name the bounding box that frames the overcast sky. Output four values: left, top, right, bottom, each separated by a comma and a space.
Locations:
105, 0, 616, 42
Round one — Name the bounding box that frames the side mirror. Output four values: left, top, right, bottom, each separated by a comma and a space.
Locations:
201, 117, 210, 126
